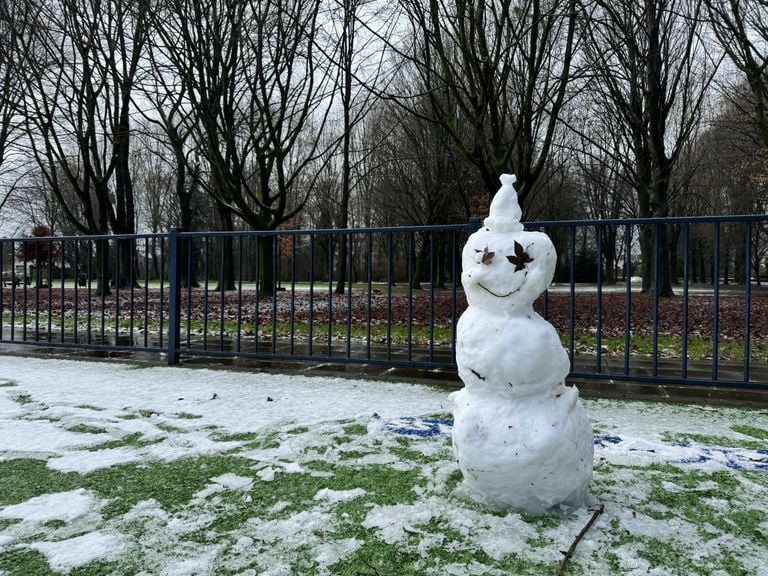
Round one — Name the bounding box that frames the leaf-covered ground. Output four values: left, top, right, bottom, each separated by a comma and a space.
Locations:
1, 356, 767, 575
2, 285, 767, 341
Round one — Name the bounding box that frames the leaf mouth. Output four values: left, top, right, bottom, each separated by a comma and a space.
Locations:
477, 282, 521, 298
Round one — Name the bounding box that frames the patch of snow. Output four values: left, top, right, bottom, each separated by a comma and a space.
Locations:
160, 548, 222, 576
30, 531, 124, 573
256, 467, 276, 482
0, 489, 101, 523
313, 538, 362, 566
313, 488, 366, 503
362, 503, 434, 544
47, 447, 143, 473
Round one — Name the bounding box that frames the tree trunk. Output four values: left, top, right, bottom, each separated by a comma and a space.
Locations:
215, 206, 236, 291
95, 238, 111, 297
259, 234, 276, 298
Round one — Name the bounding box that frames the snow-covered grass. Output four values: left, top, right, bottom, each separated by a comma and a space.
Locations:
0, 356, 767, 576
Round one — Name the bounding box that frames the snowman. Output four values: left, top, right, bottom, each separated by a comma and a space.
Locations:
450, 174, 593, 514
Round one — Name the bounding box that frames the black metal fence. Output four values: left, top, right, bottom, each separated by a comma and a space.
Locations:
1, 214, 767, 390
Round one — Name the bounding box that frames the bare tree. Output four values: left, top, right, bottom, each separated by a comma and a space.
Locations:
15, 0, 150, 293
151, 0, 335, 294
706, 0, 768, 149
577, 0, 721, 295
0, 0, 28, 213
325, 0, 390, 294
377, 0, 579, 210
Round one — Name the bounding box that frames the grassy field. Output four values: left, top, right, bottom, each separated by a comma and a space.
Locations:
0, 357, 767, 575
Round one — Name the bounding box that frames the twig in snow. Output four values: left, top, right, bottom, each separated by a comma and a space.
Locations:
355, 560, 382, 576
556, 504, 605, 576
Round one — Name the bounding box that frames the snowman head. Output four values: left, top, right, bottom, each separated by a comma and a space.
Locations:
462, 175, 556, 313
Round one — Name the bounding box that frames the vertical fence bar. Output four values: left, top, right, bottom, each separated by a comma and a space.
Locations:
115, 238, 121, 341
129, 238, 136, 346
713, 222, 721, 381
99, 240, 106, 345
218, 237, 226, 352
59, 240, 65, 343
429, 231, 435, 362
290, 234, 297, 355
159, 236, 166, 349
743, 221, 752, 382
407, 232, 414, 361
185, 237, 193, 348
0, 241, 4, 340
327, 234, 334, 358
568, 226, 576, 371
201, 237, 209, 350
346, 233, 353, 359
31, 243, 37, 341
451, 230, 458, 365
12, 242, 18, 341
308, 234, 314, 356
652, 224, 660, 378
73, 240, 80, 344
624, 225, 632, 376
86, 240, 93, 344
272, 233, 278, 355
22, 246, 28, 341
143, 238, 150, 348
682, 223, 690, 379
595, 225, 603, 373
167, 228, 182, 366
386, 232, 393, 360
255, 235, 261, 354
366, 233, 373, 360
236, 236, 244, 354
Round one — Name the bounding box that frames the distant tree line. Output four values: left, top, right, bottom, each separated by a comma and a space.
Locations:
0, 0, 766, 294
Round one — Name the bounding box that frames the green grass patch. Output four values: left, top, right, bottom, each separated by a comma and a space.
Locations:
570, 332, 768, 362
86, 433, 163, 452
0, 549, 57, 576
0, 380, 17, 387
173, 412, 202, 420
11, 393, 33, 405
730, 424, 768, 441
116, 413, 140, 420
155, 422, 185, 433
342, 423, 368, 436
661, 431, 765, 451
65, 424, 109, 434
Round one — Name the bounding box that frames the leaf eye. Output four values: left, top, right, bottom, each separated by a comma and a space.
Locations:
506, 241, 533, 272
474, 246, 494, 265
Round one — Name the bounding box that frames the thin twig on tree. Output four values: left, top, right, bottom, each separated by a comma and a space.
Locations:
556, 504, 605, 576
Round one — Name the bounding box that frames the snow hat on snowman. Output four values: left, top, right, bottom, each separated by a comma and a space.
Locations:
461, 174, 557, 313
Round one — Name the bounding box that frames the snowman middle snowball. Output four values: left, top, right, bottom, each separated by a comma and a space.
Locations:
450, 174, 593, 514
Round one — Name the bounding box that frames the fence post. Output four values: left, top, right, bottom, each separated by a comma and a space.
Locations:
468, 217, 482, 234
167, 228, 182, 366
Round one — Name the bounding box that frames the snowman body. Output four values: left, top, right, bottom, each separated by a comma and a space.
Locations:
451, 175, 593, 514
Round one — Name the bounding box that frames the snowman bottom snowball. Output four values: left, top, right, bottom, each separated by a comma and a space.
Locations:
451, 388, 594, 514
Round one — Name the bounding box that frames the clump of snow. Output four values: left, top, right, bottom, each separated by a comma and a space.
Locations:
313, 488, 366, 503
194, 474, 254, 500
362, 503, 434, 544
30, 531, 124, 573
48, 447, 143, 473
256, 467, 276, 482
0, 489, 100, 524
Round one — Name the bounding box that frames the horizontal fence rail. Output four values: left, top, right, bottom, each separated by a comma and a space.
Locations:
1, 215, 767, 390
